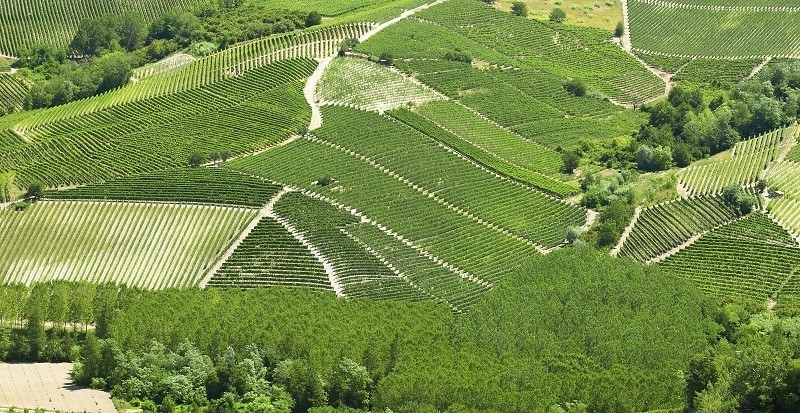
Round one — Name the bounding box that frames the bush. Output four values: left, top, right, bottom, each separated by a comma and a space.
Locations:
187, 41, 217, 57
614, 22, 624, 38
722, 184, 757, 214
511, 1, 528, 17
379, 52, 394, 66
188, 152, 207, 167
549, 8, 567, 23
561, 150, 580, 174
25, 182, 44, 200
305, 11, 322, 28
564, 79, 587, 97
444, 49, 472, 64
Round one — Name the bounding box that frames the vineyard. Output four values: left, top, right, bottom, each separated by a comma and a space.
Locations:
10, 23, 371, 131
679, 125, 795, 196
316, 57, 441, 112
0, 0, 203, 56
629, 0, 800, 57
618, 196, 740, 262
44, 168, 282, 207
0, 59, 315, 188
0, 201, 255, 289
658, 213, 800, 301
0, 74, 28, 112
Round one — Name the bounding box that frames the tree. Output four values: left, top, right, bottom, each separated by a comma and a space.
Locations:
117, 12, 147, 52
566, 226, 583, 244
329, 358, 371, 409
188, 152, 207, 167
220, 150, 232, 162
274, 359, 327, 413
148, 11, 201, 47
93, 52, 133, 93
305, 11, 322, 28
210, 151, 220, 164
562, 150, 580, 173
511, 2, 528, 17
75, 332, 102, 385
564, 79, 587, 97
549, 8, 567, 23
70, 16, 120, 57
25, 182, 44, 200
614, 22, 624, 38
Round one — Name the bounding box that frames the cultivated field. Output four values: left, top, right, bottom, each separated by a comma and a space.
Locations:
0, 363, 115, 413
0, 201, 255, 288
629, 0, 800, 57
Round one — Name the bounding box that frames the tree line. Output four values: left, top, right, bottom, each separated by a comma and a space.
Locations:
5, 248, 784, 412
13, 0, 322, 110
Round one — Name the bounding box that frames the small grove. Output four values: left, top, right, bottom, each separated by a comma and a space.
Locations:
0, 248, 762, 413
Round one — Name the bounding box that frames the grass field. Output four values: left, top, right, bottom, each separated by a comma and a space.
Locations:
494, 0, 622, 31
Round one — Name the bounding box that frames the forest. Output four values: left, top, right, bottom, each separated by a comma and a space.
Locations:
2, 248, 796, 412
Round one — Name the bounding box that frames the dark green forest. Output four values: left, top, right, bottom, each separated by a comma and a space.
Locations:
2, 248, 796, 412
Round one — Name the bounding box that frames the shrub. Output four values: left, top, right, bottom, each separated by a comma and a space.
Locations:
564, 79, 587, 97
511, 1, 528, 17
550, 8, 567, 23
25, 182, 44, 200
561, 150, 580, 173
305, 11, 322, 28
379, 52, 394, 66
444, 49, 472, 64
188, 152, 207, 167
614, 22, 624, 38
187, 41, 217, 57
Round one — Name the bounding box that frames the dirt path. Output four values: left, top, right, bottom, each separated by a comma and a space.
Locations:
272, 207, 344, 296
302, 0, 447, 132
203, 135, 299, 167
620, 0, 632, 52
610, 205, 641, 257
198, 189, 290, 288
647, 231, 704, 263
746, 57, 772, 81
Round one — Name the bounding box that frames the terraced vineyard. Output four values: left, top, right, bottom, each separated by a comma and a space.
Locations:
672, 58, 762, 84
208, 214, 332, 291
618, 196, 740, 262
0, 74, 28, 112
0, 59, 315, 188
679, 126, 795, 195
658, 213, 800, 301
356, 0, 657, 147
45, 168, 282, 207
0, 201, 255, 289
0, 0, 204, 56
316, 57, 441, 112
11, 23, 371, 131
629, 0, 800, 57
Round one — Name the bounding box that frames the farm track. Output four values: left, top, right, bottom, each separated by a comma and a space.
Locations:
746, 57, 772, 81
198, 189, 291, 289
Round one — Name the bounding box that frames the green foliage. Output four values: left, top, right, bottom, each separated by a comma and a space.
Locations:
563, 79, 587, 97
0, 171, 15, 203
613, 22, 623, 38
305, 11, 322, 28
25, 181, 43, 199
510, 1, 527, 17
549, 7, 567, 23
561, 150, 580, 174
722, 184, 757, 215
635, 144, 673, 172
378, 51, 394, 66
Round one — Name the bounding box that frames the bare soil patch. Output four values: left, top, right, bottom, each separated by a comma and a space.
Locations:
0, 363, 115, 413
